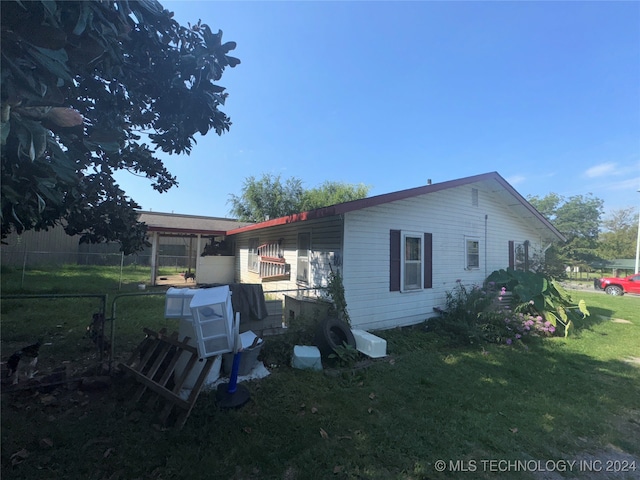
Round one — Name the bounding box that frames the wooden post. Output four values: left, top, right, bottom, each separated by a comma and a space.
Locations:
150, 232, 159, 286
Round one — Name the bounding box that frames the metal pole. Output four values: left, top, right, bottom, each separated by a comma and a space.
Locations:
119, 251, 124, 290
635, 193, 640, 274
21, 251, 27, 289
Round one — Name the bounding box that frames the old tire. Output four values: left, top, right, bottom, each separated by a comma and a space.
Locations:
604, 285, 623, 296
314, 317, 356, 359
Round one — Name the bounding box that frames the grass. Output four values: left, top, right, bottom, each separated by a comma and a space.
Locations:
1, 267, 639, 479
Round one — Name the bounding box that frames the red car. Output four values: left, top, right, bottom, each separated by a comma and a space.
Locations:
594, 274, 640, 296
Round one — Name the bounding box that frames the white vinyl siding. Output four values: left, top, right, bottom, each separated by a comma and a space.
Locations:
342, 184, 548, 330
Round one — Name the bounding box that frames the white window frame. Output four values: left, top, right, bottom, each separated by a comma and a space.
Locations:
401, 231, 424, 292
465, 237, 480, 270
296, 232, 311, 284
248, 238, 259, 273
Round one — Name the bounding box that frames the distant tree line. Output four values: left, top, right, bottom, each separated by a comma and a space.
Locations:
527, 193, 638, 276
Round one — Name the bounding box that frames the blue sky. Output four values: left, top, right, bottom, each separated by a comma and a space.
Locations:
116, 0, 640, 219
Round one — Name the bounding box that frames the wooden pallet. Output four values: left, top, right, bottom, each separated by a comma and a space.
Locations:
119, 328, 215, 429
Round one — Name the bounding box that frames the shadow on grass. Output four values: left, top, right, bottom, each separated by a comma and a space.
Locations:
2, 323, 638, 480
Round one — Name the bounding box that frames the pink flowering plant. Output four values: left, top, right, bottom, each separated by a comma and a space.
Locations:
430, 270, 588, 346
486, 268, 589, 339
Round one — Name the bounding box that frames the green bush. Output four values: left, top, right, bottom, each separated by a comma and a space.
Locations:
429, 279, 561, 346
428, 280, 498, 345
486, 268, 589, 337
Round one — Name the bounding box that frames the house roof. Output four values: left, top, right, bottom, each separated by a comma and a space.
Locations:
138, 211, 251, 236
226, 172, 566, 243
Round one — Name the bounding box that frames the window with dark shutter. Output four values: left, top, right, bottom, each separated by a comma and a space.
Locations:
424, 233, 432, 289
508, 240, 515, 269
390, 230, 432, 291
390, 230, 401, 291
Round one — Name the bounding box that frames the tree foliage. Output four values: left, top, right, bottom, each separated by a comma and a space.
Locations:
301, 181, 371, 211
528, 193, 604, 269
597, 207, 639, 259
1, 0, 239, 253
228, 174, 305, 223
228, 173, 371, 222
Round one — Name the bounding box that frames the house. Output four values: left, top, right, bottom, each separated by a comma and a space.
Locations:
226, 172, 565, 331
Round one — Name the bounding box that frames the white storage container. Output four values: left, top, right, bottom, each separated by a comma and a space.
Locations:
164, 287, 197, 318
291, 345, 322, 371
189, 286, 234, 358
351, 329, 387, 358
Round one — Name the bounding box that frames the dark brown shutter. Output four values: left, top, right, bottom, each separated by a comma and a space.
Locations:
390, 230, 400, 291
424, 232, 432, 289
524, 240, 530, 271
508, 240, 514, 269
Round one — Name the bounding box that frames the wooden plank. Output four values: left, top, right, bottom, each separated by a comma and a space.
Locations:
120, 363, 191, 411
119, 328, 216, 429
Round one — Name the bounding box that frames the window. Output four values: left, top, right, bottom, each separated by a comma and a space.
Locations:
509, 240, 529, 271
465, 238, 480, 269
390, 230, 432, 292
297, 232, 310, 284
402, 233, 423, 291
248, 238, 259, 273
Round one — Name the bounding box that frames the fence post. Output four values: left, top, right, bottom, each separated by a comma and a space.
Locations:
21, 250, 27, 288
119, 251, 124, 290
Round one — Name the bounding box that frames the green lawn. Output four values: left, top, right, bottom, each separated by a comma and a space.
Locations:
1, 267, 639, 479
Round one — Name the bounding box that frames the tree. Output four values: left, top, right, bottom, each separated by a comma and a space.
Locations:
598, 207, 639, 259
528, 193, 604, 271
228, 174, 305, 223
301, 181, 371, 211
228, 174, 371, 222
1, 0, 239, 253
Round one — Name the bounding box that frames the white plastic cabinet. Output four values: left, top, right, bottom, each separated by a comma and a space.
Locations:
164, 288, 197, 318
189, 286, 234, 358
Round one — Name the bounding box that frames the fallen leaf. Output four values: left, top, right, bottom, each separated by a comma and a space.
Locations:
11, 448, 29, 466
82, 437, 112, 450
103, 447, 114, 458
358, 381, 364, 387
300, 403, 306, 409
333, 465, 344, 473
389, 358, 395, 365
40, 394, 58, 406
368, 407, 373, 414
243, 426, 252, 434
320, 428, 329, 439
311, 407, 318, 414
369, 392, 376, 400
510, 427, 518, 434
39, 438, 54, 449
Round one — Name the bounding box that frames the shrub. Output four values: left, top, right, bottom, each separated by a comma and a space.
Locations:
428, 280, 498, 345
485, 268, 589, 337
429, 280, 562, 346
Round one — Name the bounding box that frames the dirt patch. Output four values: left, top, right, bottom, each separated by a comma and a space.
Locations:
532, 410, 640, 479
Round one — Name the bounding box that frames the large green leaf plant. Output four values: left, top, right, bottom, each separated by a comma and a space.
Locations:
486, 268, 589, 337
